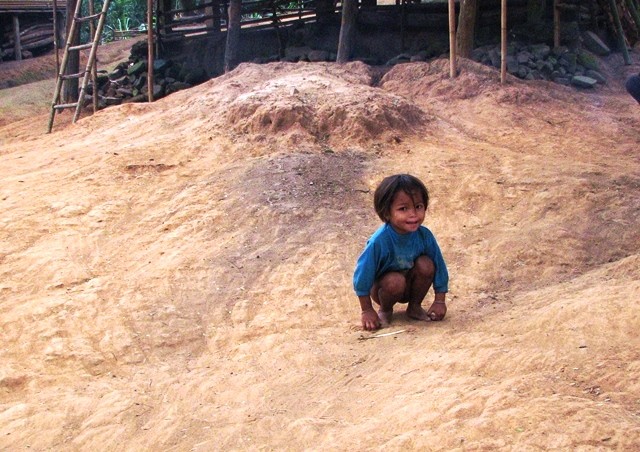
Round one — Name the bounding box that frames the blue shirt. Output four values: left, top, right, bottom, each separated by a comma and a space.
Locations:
353, 223, 449, 296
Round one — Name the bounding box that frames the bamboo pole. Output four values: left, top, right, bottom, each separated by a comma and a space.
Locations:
554, 0, 560, 48
147, 0, 154, 101
13, 15, 22, 61
89, 0, 98, 112
609, 0, 631, 64
53, 0, 60, 79
500, 0, 506, 83
625, 0, 640, 31
448, 0, 456, 77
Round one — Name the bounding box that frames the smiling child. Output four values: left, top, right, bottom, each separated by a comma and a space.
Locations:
353, 174, 449, 331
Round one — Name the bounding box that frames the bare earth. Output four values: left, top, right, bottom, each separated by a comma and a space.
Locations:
1, 41, 640, 450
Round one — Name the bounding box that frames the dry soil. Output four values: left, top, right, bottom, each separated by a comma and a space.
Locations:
1, 40, 640, 450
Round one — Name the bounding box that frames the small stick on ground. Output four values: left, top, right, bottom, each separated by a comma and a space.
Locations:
358, 329, 407, 340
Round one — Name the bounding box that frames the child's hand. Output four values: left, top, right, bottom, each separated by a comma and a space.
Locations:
427, 301, 447, 321
361, 309, 381, 330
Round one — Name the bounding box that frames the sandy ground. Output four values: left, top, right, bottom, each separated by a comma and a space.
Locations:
1, 41, 640, 450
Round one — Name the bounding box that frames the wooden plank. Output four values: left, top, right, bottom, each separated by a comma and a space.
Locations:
0, 1, 68, 12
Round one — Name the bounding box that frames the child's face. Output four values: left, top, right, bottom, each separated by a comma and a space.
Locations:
387, 190, 426, 234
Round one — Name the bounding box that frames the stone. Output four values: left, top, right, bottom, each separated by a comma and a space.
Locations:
577, 50, 600, 71
285, 46, 312, 60
153, 59, 170, 73
571, 75, 598, 89
165, 82, 191, 95
517, 51, 532, 64
582, 31, 611, 56
530, 44, 551, 60
184, 67, 207, 85
308, 50, 331, 62
130, 40, 148, 60
559, 53, 577, 73
127, 60, 147, 76
585, 69, 606, 84
488, 48, 501, 68
386, 54, 412, 66
410, 50, 429, 62
471, 48, 485, 62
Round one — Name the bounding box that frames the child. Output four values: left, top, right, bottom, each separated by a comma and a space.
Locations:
353, 174, 449, 330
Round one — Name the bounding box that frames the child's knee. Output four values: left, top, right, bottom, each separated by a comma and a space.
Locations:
379, 272, 406, 296
414, 255, 435, 277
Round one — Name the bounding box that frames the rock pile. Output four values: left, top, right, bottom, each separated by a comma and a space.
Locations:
87, 40, 208, 107
470, 39, 607, 89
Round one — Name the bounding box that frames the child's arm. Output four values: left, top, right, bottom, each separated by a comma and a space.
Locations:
359, 295, 381, 330
427, 292, 447, 321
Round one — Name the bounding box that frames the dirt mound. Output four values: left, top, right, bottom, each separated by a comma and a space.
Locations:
380, 57, 581, 105
216, 61, 430, 146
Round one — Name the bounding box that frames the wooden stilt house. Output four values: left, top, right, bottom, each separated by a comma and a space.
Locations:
0, 0, 67, 61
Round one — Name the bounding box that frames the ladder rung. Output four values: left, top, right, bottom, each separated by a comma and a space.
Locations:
60, 71, 87, 80
75, 12, 103, 23
54, 103, 79, 110
69, 42, 94, 51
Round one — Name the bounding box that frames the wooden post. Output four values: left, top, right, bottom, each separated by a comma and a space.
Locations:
147, 0, 155, 101
553, 0, 560, 47
224, 0, 242, 72
337, 0, 358, 63
500, 0, 507, 83
13, 15, 22, 61
609, 0, 631, 64
448, 0, 456, 77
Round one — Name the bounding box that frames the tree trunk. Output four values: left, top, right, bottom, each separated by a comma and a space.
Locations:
337, 0, 358, 63
224, 0, 242, 72
63, 0, 80, 103
456, 0, 477, 58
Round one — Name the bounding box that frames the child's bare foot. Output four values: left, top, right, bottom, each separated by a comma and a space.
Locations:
378, 309, 393, 327
406, 305, 432, 321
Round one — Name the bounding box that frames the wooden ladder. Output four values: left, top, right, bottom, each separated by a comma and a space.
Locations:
47, 0, 111, 133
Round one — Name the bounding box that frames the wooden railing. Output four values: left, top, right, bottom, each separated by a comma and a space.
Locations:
157, 0, 335, 40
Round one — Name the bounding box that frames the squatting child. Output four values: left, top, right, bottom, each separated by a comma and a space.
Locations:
353, 174, 449, 331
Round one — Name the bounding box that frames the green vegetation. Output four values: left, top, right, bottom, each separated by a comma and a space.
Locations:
79, 0, 147, 42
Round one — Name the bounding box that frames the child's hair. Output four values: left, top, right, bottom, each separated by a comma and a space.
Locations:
373, 174, 430, 222
626, 74, 640, 103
